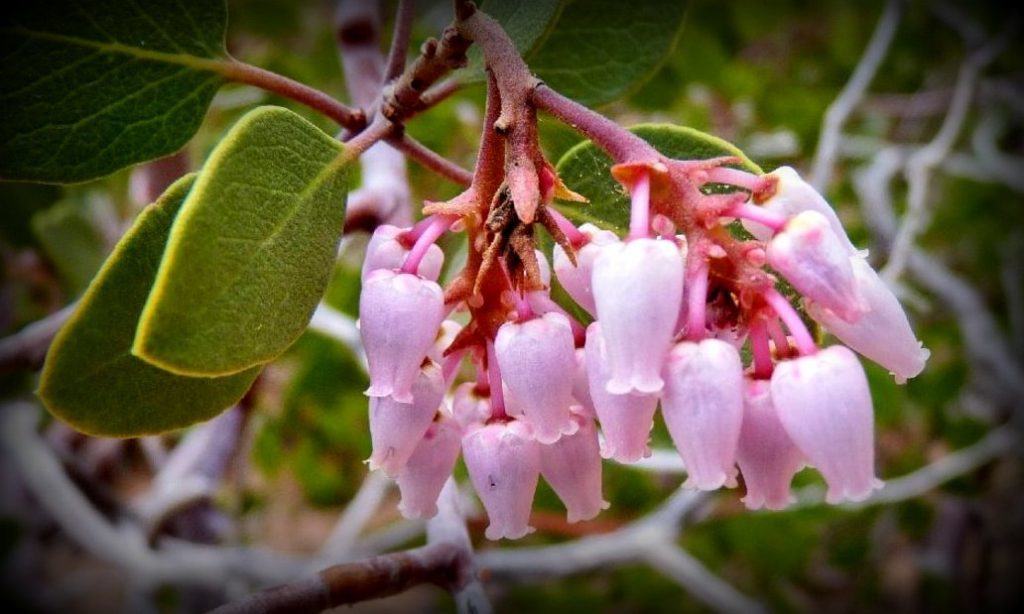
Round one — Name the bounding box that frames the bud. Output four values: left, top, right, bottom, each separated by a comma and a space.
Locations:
360, 270, 445, 403
735, 379, 804, 510
539, 413, 609, 522
661, 339, 744, 490
367, 361, 445, 477
553, 223, 619, 315
771, 346, 882, 503
743, 166, 859, 255
584, 323, 658, 463
592, 238, 684, 394
806, 257, 929, 383
495, 313, 579, 444
362, 224, 444, 282
428, 319, 462, 364
767, 211, 865, 323
462, 420, 541, 540
396, 416, 463, 519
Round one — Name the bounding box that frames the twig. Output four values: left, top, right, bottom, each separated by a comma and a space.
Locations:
315, 471, 391, 566
389, 134, 473, 186
384, 0, 416, 82
428, 480, 492, 614
644, 543, 765, 614
382, 23, 471, 121
0, 302, 75, 374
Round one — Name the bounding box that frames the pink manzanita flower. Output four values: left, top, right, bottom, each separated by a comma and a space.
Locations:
742, 166, 860, 255
661, 339, 744, 490
806, 256, 929, 383
592, 237, 684, 394
767, 211, 866, 323
396, 416, 463, 519
360, 269, 445, 403
553, 223, 620, 315
539, 413, 609, 523
450, 382, 491, 429
584, 323, 658, 462
736, 379, 805, 510
462, 420, 541, 540
367, 360, 445, 477
495, 312, 579, 444
362, 224, 444, 282
571, 348, 596, 419
771, 345, 882, 503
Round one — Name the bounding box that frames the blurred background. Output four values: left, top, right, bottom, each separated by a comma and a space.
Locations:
2, 0, 1023, 611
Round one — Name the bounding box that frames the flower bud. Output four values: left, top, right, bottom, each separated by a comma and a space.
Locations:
806, 256, 929, 383
462, 420, 540, 540
661, 339, 744, 490
495, 313, 579, 444
360, 270, 445, 403
539, 413, 609, 522
553, 223, 619, 315
743, 166, 859, 255
736, 379, 804, 510
768, 211, 865, 323
771, 345, 882, 503
428, 319, 462, 364
584, 323, 658, 463
592, 237, 684, 394
362, 224, 444, 282
396, 417, 463, 519
367, 360, 445, 477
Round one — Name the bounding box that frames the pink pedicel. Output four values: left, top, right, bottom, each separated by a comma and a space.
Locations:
592, 238, 684, 394
661, 339, 744, 490
571, 348, 596, 419
360, 269, 445, 403
771, 345, 882, 503
584, 323, 658, 463
736, 379, 805, 510
396, 416, 463, 519
362, 224, 444, 282
806, 256, 929, 383
743, 166, 860, 255
462, 420, 541, 540
367, 360, 445, 477
553, 223, 619, 316
495, 312, 579, 444
767, 211, 866, 323
539, 413, 610, 523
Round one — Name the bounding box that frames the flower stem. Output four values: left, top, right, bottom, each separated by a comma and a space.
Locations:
628, 171, 651, 240
400, 215, 453, 274
728, 203, 788, 232
704, 166, 770, 193
763, 289, 817, 355
485, 341, 506, 419
684, 257, 709, 341
766, 317, 791, 356
749, 318, 774, 379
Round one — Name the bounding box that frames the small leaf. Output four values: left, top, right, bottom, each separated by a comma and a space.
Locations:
554, 123, 762, 234
31, 193, 118, 294
134, 106, 353, 376
0, 0, 229, 183
38, 175, 259, 437
528, 0, 688, 106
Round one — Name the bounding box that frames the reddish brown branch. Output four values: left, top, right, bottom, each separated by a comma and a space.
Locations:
381, 26, 471, 121
384, 0, 416, 82
389, 135, 473, 186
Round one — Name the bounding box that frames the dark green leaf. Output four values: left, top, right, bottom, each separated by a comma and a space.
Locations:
481, 0, 563, 56
134, 106, 353, 376
38, 175, 259, 437
0, 0, 229, 183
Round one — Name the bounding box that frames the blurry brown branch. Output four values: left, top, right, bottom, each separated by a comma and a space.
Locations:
0, 302, 74, 374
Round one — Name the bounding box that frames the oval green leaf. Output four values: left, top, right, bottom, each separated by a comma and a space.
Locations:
554, 123, 762, 234
134, 106, 353, 377
38, 175, 260, 437
0, 0, 229, 183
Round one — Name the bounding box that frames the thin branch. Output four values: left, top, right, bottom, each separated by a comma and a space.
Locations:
421, 77, 462, 109
644, 543, 765, 614
384, 0, 416, 82
428, 480, 492, 614
810, 0, 902, 191
389, 134, 473, 186
382, 24, 471, 122
0, 303, 75, 374
315, 471, 391, 566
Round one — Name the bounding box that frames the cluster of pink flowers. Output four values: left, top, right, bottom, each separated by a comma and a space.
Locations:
358, 163, 928, 540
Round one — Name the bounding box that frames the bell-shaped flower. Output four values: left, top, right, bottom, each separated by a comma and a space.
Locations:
462, 420, 540, 540
360, 270, 445, 403
539, 413, 609, 523
361, 224, 444, 282
553, 223, 619, 316
806, 256, 929, 383
584, 323, 658, 462
736, 379, 805, 510
767, 211, 866, 323
428, 319, 462, 364
571, 348, 596, 419
396, 416, 463, 519
743, 166, 859, 255
771, 345, 882, 503
451, 382, 491, 428
592, 237, 684, 394
661, 339, 744, 490
367, 360, 445, 477
495, 312, 579, 444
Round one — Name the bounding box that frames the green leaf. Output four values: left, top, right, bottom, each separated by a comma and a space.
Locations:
134, 106, 353, 376
481, 0, 564, 56
554, 123, 762, 234
0, 0, 229, 183
38, 175, 260, 437
31, 194, 114, 294
527, 0, 688, 106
